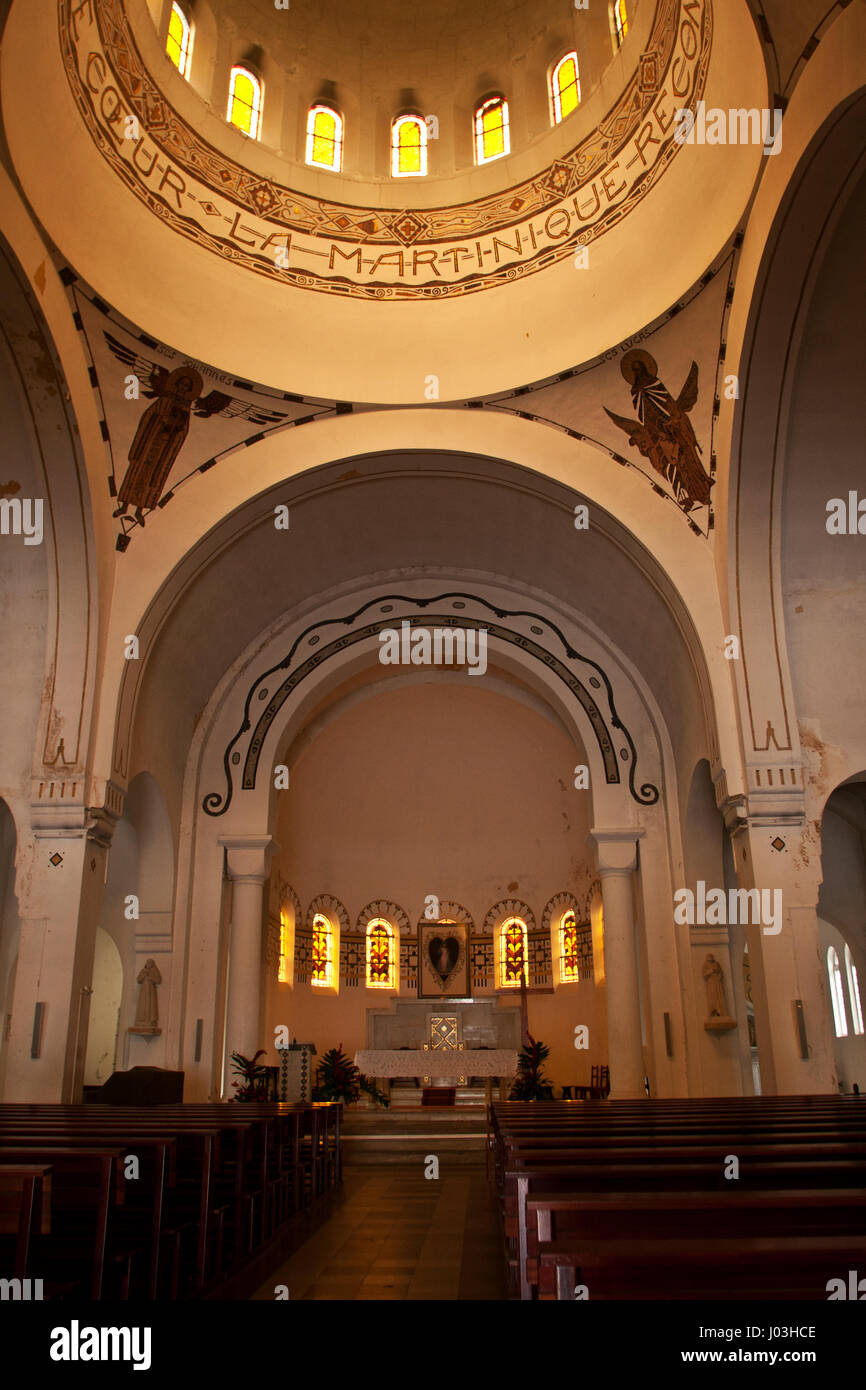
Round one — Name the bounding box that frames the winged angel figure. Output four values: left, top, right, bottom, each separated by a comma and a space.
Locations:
604, 349, 711, 513
104, 332, 286, 525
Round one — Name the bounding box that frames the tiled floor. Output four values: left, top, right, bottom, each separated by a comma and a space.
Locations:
252, 1162, 507, 1300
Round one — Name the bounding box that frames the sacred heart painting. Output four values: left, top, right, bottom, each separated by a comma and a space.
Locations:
418, 923, 469, 998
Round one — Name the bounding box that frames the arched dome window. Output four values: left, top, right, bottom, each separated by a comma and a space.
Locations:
306, 104, 343, 172
845, 944, 864, 1035
366, 918, 396, 989
166, 3, 193, 79
391, 114, 427, 177
474, 96, 510, 164
551, 52, 581, 124
311, 912, 333, 987
612, 0, 629, 49
499, 916, 528, 987
227, 66, 263, 139
559, 910, 581, 981
828, 946, 848, 1038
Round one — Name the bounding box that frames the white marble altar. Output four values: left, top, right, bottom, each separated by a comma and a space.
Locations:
355, 1049, 517, 1076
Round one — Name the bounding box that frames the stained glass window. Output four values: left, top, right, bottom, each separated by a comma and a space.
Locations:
311, 912, 333, 988
166, 3, 193, 78
845, 944, 864, 1035
828, 946, 847, 1037
500, 916, 528, 987
551, 53, 581, 124
613, 0, 629, 49
392, 115, 427, 177
306, 105, 343, 171
366, 918, 396, 989
227, 66, 262, 139
277, 907, 291, 984
560, 910, 581, 982
475, 97, 510, 165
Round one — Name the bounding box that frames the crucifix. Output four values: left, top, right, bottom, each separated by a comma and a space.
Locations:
519, 971, 555, 1039
496, 970, 554, 1046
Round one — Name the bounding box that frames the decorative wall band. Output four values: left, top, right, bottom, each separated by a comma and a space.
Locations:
202, 592, 660, 817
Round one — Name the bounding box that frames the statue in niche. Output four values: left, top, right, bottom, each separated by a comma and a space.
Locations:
132, 958, 162, 1034
702, 953, 736, 1031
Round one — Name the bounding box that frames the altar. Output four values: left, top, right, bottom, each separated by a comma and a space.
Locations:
354, 1048, 518, 1104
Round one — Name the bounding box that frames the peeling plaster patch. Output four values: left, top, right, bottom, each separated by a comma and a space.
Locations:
799, 718, 849, 815
0, 480, 21, 498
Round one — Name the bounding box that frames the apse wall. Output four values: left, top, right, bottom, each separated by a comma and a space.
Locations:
266, 679, 606, 1088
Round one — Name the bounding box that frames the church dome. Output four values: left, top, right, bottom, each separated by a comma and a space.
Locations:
3, 0, 768, 399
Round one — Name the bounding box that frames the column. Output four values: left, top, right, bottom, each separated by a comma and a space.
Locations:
727, 817, 835, 1095
591, 828, 646, 1099
221, 836, 275, 1076
5, 809, 113, 1102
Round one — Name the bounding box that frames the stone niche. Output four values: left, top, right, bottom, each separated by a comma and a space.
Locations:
367, 998, 520, 1051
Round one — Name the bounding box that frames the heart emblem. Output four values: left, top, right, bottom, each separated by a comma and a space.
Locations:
428, 936, 459, 981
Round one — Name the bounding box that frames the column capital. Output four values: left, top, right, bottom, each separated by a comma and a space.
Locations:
590, 826, 645, 876
219, 835, 278, 883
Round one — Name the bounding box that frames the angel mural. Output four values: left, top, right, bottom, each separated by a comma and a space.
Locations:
604, 349, 711, 514
104, 332, 287, 526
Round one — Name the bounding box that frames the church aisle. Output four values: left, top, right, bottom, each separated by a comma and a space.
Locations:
251, 1163, 507, 1301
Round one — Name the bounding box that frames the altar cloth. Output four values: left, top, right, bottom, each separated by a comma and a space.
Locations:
354, 1048, 518, 1077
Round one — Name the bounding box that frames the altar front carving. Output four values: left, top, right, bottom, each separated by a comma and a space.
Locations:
354, 1048, 518, 1104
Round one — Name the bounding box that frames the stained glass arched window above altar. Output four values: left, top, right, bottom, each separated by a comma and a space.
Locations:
311, 912, 333, 987
366, 918, 396, 989
499, 916, 528, 987
559, 909, 581, 981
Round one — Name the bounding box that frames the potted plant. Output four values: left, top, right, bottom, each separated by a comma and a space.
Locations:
312, 1044, 389, 1108
509, 1034, 555, 1101
229, 1048, 269, 1102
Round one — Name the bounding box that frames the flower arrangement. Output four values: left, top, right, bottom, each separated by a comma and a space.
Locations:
312, 1043, 389, 1108
509, 1034, 555, 1102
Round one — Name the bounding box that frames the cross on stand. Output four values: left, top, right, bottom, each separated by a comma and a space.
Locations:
493, 971, 555, 1102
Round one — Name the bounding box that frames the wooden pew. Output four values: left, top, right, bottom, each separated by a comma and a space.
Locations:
0, 1148, 126, 1299
487, 1098, 866, 1300
0, 1101, 342, 1300
0, 1165, 51, 1281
